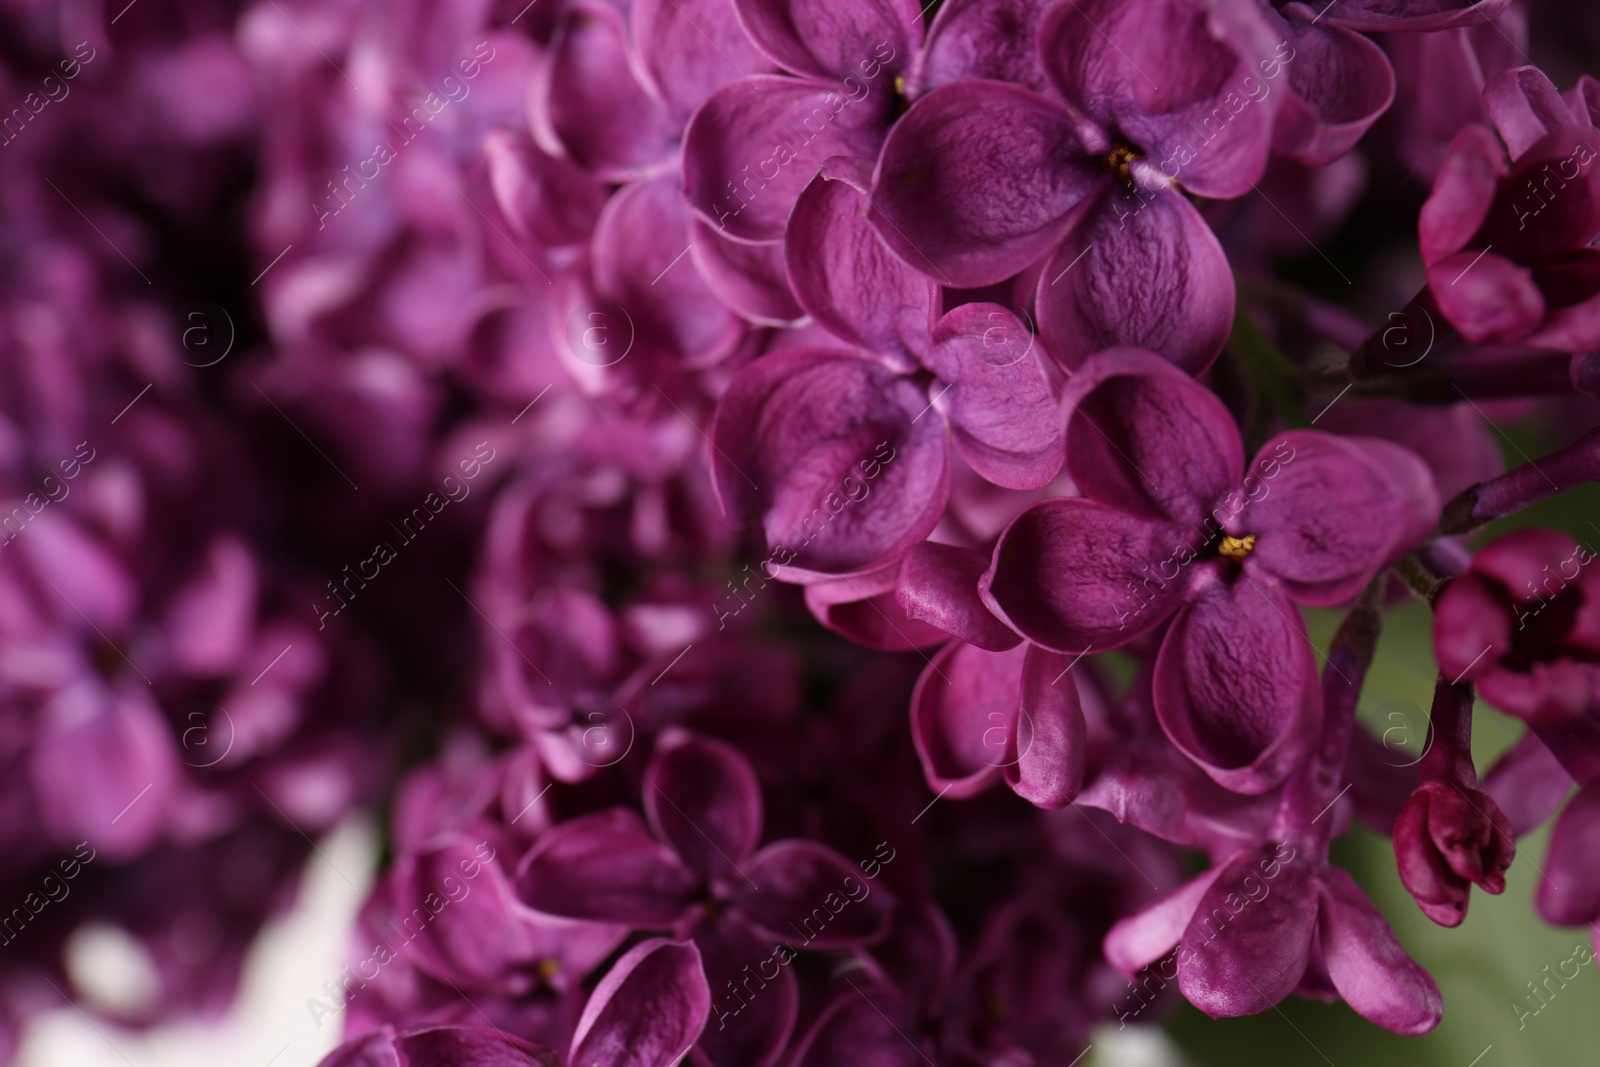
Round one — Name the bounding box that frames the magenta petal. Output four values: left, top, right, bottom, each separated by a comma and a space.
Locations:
350, 1025, 560, 1067
390, 838, 535, 984
803, 563, 950, 652
592, 176, 746, 368
634, 0, 774, 124
532, 2, 677, 181
1318, 867, 1443, 1035
731, 0, 920, 81
31, 686, 177, 860
868, 81, 1100, 287
710, 349, 950, 580
690, 221, 804, 326
1154, 578, 1321, 794
1104, 864, 1225, 973
785, 159, 938, 364
731, 840, 895, 947
1040, 0, 1282, 199
1484, 65, 1576, 159
909, 641, 1020, 798
1318, 0, 1511, 32
645, 729, 763, 880
920, 0, 1051, 93
1537, 784, 1600, 925
683, 76, 892, 242
484, 128, 606, 249
1272, 16, 1395, 166
1036, 185, 1235, 377
1179, 850, 1317, 1018
1484, 731, 1572, 836
1238, 431, 1439, 607
1427, 249, 1545, 345
570, 939, 711, 1067
897, 541, 1021, 651
982, 499, 1188, 653
164, 535, 257, 675
1418, 125, 1507, 265
690, 917, 798, 1067
1062, 350, 1243, 525
787, 992, 926, 1067
924, 303, 1063, 489
517, 809, 700, 926
1001, 645, 1086, 809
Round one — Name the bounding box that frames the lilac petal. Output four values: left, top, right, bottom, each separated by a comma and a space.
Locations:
1537, 784, 1600, 925
1317, 0, 1512, 32
923, 304, 1062, 489
803, 564, 950, 652
785, 158, 937, 365
731, 840, 895, 947
787, 992, 925, 1067
1154, 578, 1321, 794
981, 499, 1188, 652
1318, 867, 1443, 1034
16, 511, 136, 632
731, 0, 920, 82
1427, 249, 1544, 344
1179, 850, 1317, 1018
691, 917, 798, 1067
531, 1, 677, 181
634, 0, 775, 124
1484, 730, 1572, 836
569, 939, 711, 1067
392, 837, 537, 984
592, 175, 746, 368
1104, 865, 1226, 973
1035, 184, 1234, 377
483, 128, 606, 249
1479, 127, 1600, 265
1485, 66, 1576, 159
164, 536, 257, 675
909, 641, 1020, 798
1419, 125, 1507, 265
645, 729, 763, 880
1238, 431, 1439, 606
690, 221, 804, 326
897, 540, 1021, 651
1062, 350, 1243, 525
919, 0, 1051, 93
1272, 16, 1395, 166
31, 686, 177, 860
709, 349, 950, 580
683, 75, 892, 242
1040, 0, 1283, 199
868, 81, 1101, 287
321, 1026, 562, 1067
1001, 645, 1087, 808
1529, 251, 1600, 351
517, 809, 700, 926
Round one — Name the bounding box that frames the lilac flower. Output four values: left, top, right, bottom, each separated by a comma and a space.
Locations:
865, 0, 1293, 374
519, 729, 894, 1066
1433, 527, 1600, 723
1392, 680, 1515, 927
982, 350, 1438, 792
1105, 606, 1444, 1033
1418, 67, 1600, 353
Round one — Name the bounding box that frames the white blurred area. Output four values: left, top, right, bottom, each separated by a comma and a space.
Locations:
17, 817, 376, 1067
14, 814, 1189, 1067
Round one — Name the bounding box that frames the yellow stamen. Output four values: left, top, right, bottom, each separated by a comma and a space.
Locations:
893, 75, 907, 97
537, 958, 562, 981
1218, 534, 1256, 563
1103, 144, 1142, 185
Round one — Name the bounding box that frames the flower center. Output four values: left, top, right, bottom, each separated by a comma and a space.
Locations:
1217, 534, 1256, 563
537, 958, 562, 982
1102, 144, 1143, 185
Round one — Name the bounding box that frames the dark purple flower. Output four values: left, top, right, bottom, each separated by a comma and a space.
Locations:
982, 350, 1438, 792
1433, 527, 1600, 723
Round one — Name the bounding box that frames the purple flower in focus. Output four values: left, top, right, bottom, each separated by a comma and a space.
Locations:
982, 350, 1438, 792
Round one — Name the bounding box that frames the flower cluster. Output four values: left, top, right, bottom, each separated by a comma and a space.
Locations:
7, 0, 1600, 1065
